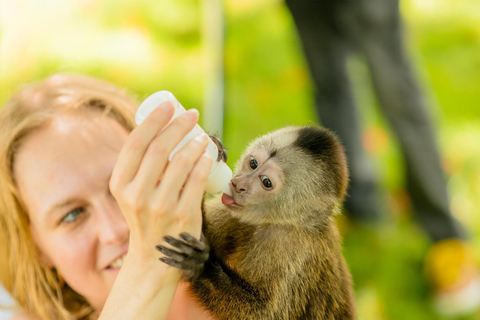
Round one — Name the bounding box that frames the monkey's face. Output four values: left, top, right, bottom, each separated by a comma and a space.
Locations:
221, 125, 348, 226
222, 147, 285, 209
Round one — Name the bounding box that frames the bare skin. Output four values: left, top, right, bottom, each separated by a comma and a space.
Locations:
13, 101, 215, 319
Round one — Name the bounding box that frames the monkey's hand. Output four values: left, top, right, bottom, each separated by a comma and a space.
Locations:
156, 232, 210, 282
208, 135, 228, 163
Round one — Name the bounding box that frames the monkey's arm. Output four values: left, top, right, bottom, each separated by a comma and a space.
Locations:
157, 231, 299, 320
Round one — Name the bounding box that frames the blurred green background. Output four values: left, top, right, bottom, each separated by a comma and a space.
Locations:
1, 0, 479, 319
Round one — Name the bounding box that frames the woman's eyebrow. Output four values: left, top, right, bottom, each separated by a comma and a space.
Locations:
45, 172, 113, 217
46, 198, 78, 217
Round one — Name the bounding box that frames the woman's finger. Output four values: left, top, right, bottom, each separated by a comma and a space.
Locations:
177, 151, 213, 217
153, 132, 210, 205
110, 102, 174, 192
133, 109, 201, 191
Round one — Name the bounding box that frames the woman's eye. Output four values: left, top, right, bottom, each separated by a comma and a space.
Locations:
261, 176, 273, 189
60, 207, 85, 225
249, 156, 258, 169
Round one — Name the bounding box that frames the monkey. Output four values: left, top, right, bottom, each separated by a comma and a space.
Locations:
156, 125, 357, 320
208, 134, 228, 163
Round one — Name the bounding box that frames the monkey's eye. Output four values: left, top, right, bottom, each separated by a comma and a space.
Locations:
249, 156, 258, 170
261, 175, 272, 189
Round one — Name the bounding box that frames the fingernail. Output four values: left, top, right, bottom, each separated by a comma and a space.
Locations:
194, 133, 209, 143
184, 109, 199, 121
160, 101, 173, 112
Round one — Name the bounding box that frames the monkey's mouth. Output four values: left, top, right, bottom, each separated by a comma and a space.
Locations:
222, 192, 239, 207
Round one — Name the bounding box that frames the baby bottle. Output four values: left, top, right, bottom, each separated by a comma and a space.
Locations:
135, 91, 232, 196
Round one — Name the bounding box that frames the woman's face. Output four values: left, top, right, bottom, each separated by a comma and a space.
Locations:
14, 109, 130, 310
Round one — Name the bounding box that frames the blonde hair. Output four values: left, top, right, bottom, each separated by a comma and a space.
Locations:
0, 74, 138, 319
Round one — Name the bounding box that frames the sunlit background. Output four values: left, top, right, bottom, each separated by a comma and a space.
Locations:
1, 0, 479, 319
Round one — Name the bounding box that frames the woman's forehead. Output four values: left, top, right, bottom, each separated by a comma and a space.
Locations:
16, 109, 128, 167
13, 109, 128, 224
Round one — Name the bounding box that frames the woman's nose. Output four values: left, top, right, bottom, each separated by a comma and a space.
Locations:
95, 198, 129, 245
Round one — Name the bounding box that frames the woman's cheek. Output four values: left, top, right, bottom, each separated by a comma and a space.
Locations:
50, 234, 97, 290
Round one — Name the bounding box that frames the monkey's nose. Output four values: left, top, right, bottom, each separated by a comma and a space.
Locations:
231, 177, 248, 193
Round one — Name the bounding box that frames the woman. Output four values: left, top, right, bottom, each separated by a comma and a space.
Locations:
0, 74, 215, 319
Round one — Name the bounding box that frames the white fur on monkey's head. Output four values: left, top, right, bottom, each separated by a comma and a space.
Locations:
227, 125, 348, 227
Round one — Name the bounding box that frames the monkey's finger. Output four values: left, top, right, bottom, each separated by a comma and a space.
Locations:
208, 135, 226, 162
163, 236, 196, 256
179, 232, 207, 252
155, 245, 187, 262
222, 149, 228, 163
159, 257, 184, 269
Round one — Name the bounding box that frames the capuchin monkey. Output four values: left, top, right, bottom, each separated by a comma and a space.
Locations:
156, 125, 356, 320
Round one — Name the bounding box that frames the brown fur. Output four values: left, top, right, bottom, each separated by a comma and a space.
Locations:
162, 125, 356, 319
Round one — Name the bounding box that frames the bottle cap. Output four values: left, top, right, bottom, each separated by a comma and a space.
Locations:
135, 91, 180, 125
206, 161, 233, 196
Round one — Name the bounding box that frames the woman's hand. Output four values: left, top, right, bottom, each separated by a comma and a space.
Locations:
100, 101, 212, 320
109, 101, 212, 266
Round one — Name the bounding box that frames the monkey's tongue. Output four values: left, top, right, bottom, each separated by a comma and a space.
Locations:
222, 193, 236, 206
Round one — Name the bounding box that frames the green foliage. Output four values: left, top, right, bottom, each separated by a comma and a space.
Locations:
1, 0, 479, 318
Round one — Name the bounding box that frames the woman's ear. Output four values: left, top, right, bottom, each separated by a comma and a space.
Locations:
29, 226, 54, 268
39, 251, 54, 268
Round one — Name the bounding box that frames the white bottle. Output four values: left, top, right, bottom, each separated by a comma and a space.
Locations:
135, 91, 232, 196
